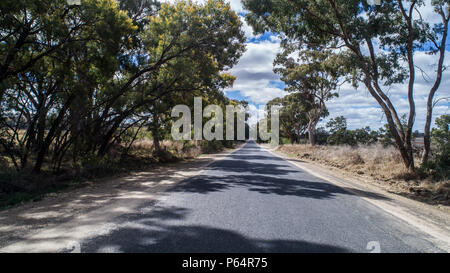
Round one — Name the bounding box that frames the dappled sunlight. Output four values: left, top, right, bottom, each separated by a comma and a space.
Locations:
170, 142, 389, 201
0, 149, 232, 252
0, 146, 235, 252
20, 211, 66, 220
0, 142, 444, 253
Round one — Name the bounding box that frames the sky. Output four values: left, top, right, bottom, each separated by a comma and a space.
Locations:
166, 0, 450, 130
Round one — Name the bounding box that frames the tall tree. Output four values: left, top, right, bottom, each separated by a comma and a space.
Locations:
266, 93, 310, 144
274, 50, 342, 145
0, 0, 90, 101
326, 116, 355, 146
243, 0, 449, 171
0, 0, 246, 174
420, 1, 450, 164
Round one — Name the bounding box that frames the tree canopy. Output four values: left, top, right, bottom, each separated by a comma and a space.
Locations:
0, 0, 246, 174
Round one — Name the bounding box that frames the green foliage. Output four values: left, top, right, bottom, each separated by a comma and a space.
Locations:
378, 124, 394, 147
273, 49, 342, 145
266, 93, 310, 144
243, 0, 450, 170
0, 0, 245, 177
432, 114, 450, 149
424, 114, 450, 179
0, 0, 246, 206
353, 126, 379, 145
314, 127, 329, 145
326, 116, 356, 146
243, 0, 409, 87
377, 114, 409, 147
326, 116, 379, 146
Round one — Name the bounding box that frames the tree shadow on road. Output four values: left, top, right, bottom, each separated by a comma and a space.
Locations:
80, 205, 350, 253
170, 173, 389, 201
207, 159, 301, 176
172, 142, 390, 201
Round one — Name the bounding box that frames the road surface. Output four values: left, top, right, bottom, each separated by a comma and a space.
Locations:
80, 141, 443, 252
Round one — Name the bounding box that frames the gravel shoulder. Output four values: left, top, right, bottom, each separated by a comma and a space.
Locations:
0, 145, 243, 252
259, 143, 450, 252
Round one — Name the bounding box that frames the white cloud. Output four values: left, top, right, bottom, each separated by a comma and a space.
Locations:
227, 0, 244, 13
226, 38, 287, 104
241, 16, 261, 40
247, 104, 266, 125
322, 50, 450, 130
413, 0, 442, 25
162, 0, 450, 131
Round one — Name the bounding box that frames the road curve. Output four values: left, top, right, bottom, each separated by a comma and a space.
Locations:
81, 141, 444, 253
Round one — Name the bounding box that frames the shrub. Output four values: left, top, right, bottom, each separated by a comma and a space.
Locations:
424, 114, 450, 179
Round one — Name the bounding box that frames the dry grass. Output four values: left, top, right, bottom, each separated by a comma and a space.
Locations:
130, 139, 203, 160
278, 144, 450, 206
0, 139, 228, 208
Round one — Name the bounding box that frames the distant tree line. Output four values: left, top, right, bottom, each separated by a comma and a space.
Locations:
262, 97, 449, 176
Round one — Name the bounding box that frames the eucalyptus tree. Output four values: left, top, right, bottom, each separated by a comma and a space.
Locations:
91, 0, 245, 157
274, 50, 342, 145
326, 116, 355, 146
0, 0, 91, 101
0, 0, 246, 174
243, 0, 449, 170
266, 93, 310, 144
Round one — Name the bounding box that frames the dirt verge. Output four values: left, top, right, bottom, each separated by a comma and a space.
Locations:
0, 143, 244, 252
276, 144, 449, 208
259, 143, 450, 252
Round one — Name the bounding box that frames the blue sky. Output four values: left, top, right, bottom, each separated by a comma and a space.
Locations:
161, 0, 450, 130
221, 0, 450, 130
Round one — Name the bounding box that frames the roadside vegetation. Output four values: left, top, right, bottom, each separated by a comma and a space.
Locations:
0, 137, 237, 208
278, 143, 449, 206
0, 0, 246, 207
265, 113, 449, 206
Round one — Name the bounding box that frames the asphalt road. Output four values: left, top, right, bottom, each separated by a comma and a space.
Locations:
81, 141, 442, 253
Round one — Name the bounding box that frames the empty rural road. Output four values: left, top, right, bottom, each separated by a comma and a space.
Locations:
79, 141, 444, 253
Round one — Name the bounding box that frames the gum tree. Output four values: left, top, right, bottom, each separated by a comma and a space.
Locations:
0, 0, 246, 174
243, 0, 449, 171
266, 93, 310, 144
274, 50, 342, 145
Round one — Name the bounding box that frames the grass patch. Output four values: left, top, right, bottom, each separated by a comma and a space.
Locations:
278, 144, 450, 207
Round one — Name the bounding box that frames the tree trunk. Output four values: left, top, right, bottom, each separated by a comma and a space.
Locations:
383, 104, 415, 171
421, 11, 448, 165
308, 120, 316, 146
152, 127, 161, 152
33, 96, 74, 173
422, 108, 432, 164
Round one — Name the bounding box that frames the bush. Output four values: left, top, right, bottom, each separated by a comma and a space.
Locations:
424, 114, 450, 179
326, 116, 357, 146
200, 140, 224, 153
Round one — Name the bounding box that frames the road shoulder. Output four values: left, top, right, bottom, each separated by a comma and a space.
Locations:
0, 143, 245, 252
258, 143, 450, 252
